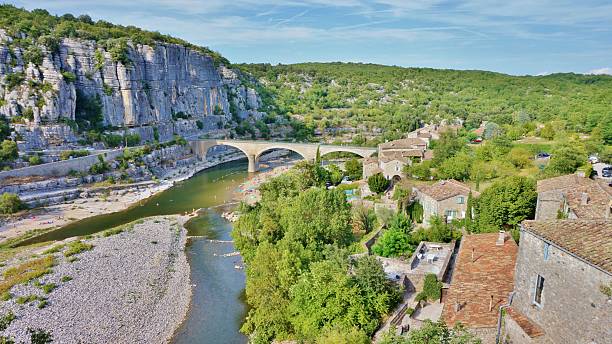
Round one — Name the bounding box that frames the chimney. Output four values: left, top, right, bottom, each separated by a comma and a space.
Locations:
581, 192, 589, 206
489, 295, 494, 312
496, 231, 506, 246
471, 247, 475, 262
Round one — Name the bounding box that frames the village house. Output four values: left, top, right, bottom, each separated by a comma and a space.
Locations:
504, 219, 612, 344
362, 137, 430, 181
413, 179, 479, 225
535, 174, 612, 220
441, 231, 518, 344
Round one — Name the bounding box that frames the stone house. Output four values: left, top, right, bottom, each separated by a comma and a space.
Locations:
362, 137, 430, 180
535, 174, 612, 220
504, 219, 612, 344
413, 179, 479, 225
442, 232, 518, 344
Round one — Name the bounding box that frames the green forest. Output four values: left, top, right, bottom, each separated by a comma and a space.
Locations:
0, 5, 228, 66
238, 62, 612, 144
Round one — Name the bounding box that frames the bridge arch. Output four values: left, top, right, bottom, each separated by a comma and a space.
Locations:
255, 145, 309, 161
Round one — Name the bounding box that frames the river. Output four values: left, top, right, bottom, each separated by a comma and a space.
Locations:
24, 159, 254, 343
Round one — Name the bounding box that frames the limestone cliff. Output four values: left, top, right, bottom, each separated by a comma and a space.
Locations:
0, 29, 262, 149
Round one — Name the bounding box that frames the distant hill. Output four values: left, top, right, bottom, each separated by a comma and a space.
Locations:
238, 62, 612, 143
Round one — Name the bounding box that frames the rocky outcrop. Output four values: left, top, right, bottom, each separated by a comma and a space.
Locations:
0, 29, 262, 148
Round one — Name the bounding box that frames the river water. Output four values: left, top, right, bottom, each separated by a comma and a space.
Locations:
24, 159, 253, 343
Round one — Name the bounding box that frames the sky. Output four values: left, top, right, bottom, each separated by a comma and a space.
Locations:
5, 0, 612, 75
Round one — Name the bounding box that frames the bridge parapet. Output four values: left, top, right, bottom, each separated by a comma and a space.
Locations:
189, 139, 377, 172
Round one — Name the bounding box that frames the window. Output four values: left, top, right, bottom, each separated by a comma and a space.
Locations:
543, 243, 550, 261
533, 275, 545, 307
457, 196, 465, 204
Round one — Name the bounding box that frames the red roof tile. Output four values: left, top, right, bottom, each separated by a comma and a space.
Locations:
507, 307, 545, 338
522, 219, 612, 273
442, 232, 518, 328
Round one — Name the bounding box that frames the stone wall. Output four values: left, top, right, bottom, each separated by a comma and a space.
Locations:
508, 230, 612, 344
0, 149, 123, 180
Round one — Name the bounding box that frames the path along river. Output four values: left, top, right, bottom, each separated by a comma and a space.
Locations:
23, 159, 256, 343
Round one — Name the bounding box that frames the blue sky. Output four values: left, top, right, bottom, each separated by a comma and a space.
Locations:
5, 0, 612, 75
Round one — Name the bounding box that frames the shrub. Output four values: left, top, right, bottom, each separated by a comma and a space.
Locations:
0, 140, 18, 163
61, 71, 76, 83
22, 107, 34, 121
28, 328, 53, 344
4, 72, 25, 90
102, 134, 123, 148
59, 150, 89, 160
63, 240, 93, 257
125, 133, 140, 147
0, 193, 24, 214
420, 273, 442, 301
0, 256, 54, 294
0, 292, 11, 301
196, 120, 204, 130
23, 46, 44, 65
367, 173, 390, 194
28, 155, 43, 165
40, 283, 56, 294
102, 83, 113, 96
60, 275, 72, 282
89, 155, 109, 175
372, 227, 412, 258
0, 311, 15, 331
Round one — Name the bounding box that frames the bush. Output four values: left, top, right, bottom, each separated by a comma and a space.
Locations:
367, 173, 390, 194
0, 193, 24, 214
372, 227, 412, 258
89, 155, 109, 174
0, 311, 15, 331
125, 133, 140, 147
345, 158, 363, 180
196, 120, 204, 130
4, 72, 25, 90
103, 134, 123, 148
420, 273, 442, 302
63, 240, 93, 257
28, 328, 53, 344
28, 155, 43, 165
61, 71, 76, 83
59, 150, 89, 160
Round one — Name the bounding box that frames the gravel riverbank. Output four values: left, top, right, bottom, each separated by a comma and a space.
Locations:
0, 216, 191, 343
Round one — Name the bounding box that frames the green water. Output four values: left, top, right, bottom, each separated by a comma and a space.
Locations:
22, 159, 251, 244
22, 159, 254, 343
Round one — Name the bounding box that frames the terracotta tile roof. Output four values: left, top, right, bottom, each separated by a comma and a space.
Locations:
536, 174, 592, 193
564, 182, 612, 219
363, 157, 378, 165
380, 150, 423, 163
416, 179, 478, 201
442, 232, 518, 328
522, 219, 612, 273
507, 307, 545, 338
379, 138, 427, 150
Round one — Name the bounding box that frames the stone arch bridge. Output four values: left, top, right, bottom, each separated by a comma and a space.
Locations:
189, 139, 377, 172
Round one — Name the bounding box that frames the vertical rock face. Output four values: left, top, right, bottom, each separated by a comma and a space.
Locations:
0, 30, 261, 148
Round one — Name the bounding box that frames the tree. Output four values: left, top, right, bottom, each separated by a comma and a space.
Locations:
508, 147, 532, 168
368, 173, 390, 194
436, 151, 473, 181
475, 176, 537, 232
539, 122, 555, 140
345, 158, 363, 180
372, 214, 414, 257
327, 164, 344, 185
432, 132, 465, 166
483, 122, 502, 139
416, 273, 442, 302
0, 140, 18, 163
352, 204, 376, 233
404, 160, 432, 180
280, 188, 353, 249
545, 141, 586, 176
0, 193, 24, 214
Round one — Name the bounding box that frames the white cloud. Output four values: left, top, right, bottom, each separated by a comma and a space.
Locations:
586, 67, 612, 75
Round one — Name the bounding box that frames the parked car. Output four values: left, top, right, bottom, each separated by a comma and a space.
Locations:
602, 166, 612, 178
470, 137, 483, 144
588, 155, 599, 164
536, 152, 551, 159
